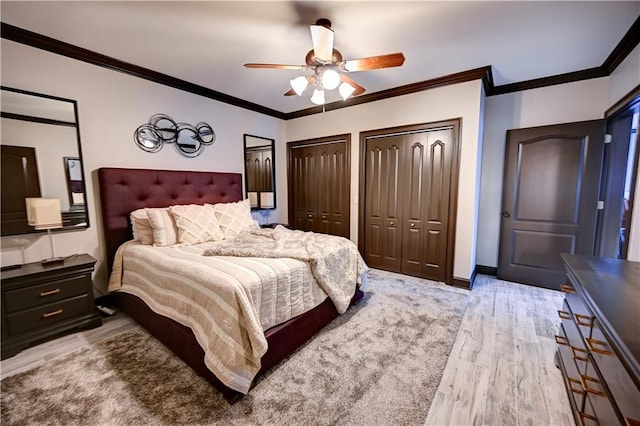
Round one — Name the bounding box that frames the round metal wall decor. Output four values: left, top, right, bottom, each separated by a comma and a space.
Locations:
134, 113, 215, 157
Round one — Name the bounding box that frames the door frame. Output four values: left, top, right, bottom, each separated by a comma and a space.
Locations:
358, 119, 462, 286
597, 83, 640, 258
286, 133, 351, 236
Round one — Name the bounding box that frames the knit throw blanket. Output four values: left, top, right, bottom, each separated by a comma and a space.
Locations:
203, 226, 367, 314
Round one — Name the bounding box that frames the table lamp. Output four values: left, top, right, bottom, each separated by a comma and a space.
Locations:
25, 198, 65, 265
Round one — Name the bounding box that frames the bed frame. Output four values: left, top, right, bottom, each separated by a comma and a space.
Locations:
97, 167, 363, 401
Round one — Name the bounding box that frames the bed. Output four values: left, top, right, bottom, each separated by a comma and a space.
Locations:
97, 167, 364, 401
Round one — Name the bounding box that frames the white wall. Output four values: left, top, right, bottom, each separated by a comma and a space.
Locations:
286, 80, 485, 281
477, 78, 609, 267
608, 44, 640, 261
0, 40, 286, 293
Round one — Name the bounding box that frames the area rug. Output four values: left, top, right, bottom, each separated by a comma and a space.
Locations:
1, 270, 469, 426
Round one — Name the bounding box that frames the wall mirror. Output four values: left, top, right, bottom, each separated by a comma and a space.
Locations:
1, 86, 89, 236
243, 134, 275, 210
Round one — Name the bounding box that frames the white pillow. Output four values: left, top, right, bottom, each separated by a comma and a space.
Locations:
146, 207, 180, 247
169, 204, 224, 245
130, 208, 154, 245
211, 199, 256, 239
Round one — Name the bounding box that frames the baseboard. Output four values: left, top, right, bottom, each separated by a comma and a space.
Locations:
451, 266, 477, 290
476, 264, 498, 276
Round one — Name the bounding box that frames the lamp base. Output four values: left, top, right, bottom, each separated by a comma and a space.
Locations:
41, 257, 66, 266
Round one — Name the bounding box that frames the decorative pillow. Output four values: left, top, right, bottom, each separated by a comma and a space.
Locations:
146, 207, 180, 247
211, 199, 256, 239
130, 208, 154, 245
169, 204, 224, 245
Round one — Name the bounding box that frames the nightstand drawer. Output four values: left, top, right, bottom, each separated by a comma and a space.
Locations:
6, 294, 92, 335
4, 275, 90, 313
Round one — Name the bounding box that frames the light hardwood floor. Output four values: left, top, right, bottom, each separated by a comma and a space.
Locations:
1, 273, 572, 425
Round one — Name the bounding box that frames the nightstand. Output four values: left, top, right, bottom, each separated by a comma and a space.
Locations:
1, 254, 102, 359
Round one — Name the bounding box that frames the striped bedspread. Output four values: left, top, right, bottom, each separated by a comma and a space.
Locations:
108, 240, 330, 394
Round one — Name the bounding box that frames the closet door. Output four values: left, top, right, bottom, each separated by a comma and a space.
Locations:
291, 145, 318, 231
316, 142, 349, 237
401, 129, 454, 281
363, 135, 405, 272
288, 135, 351, 238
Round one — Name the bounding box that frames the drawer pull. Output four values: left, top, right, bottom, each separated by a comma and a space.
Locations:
39, 288, 61, 297
555, 335, 569, 346
578, 411, 597, 426
561, 284, 576, 293
42, 309, 63, 319
558, 310, 572, 320
567, 377, 585, 395
585, 337, 613, 356
580, 374, 606, 397
570, 346, 588, 362
575, 313, 593, 327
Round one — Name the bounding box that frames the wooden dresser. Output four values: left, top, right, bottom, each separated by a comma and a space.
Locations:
1, 254, 102, 359
556, 254, 640, 426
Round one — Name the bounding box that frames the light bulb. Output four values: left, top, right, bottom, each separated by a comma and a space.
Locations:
310, 89, 325, 105
290, 76, 308, 96
321, 69, 341, 90
339, 82, 356, 100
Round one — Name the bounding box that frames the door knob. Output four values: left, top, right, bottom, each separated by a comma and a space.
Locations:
502, 211, 511, 218
308, 214, 312, 218
390, 221, 394, 226
410, 223, 415, 227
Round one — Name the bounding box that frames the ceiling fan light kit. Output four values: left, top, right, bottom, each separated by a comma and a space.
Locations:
310, 88, 325, 105
245, 19, 405, 106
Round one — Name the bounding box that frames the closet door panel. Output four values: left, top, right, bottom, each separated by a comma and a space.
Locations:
402, 139, 426, 276
291, 147, 317, 231
364, 136, 404, 271
422, 129, 454, 281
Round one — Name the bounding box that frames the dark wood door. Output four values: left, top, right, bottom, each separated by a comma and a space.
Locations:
1, 145, 41, 235
497, 120, 605, 289
401, 129, 454, 281
363, 135, 405, 272
291, 145, 318, 231
288, 136, 350, 238
362, 127, 455, 281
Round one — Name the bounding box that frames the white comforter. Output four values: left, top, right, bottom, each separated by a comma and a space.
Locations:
108, 235, 363, 394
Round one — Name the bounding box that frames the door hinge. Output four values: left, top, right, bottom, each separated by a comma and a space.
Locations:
604, 134, 612, 144
597, 201, 605, 210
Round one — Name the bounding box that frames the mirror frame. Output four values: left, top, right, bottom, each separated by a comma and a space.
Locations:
1, 86, 89, 235
243, 134, 276, 210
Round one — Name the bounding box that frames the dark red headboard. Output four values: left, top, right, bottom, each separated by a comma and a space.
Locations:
98, 167, 243, 271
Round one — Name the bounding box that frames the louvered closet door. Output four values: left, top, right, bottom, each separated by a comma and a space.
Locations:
316, 142, 349, 238
401, 129, 454, 281
363, 135, 405, 272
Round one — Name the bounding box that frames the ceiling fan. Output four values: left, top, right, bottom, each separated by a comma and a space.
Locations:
244, 19, 405, 105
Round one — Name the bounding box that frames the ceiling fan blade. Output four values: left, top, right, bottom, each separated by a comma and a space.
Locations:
340, 74, 366, 96
310, 24, 334, 62
341, 53, 405, 72
284, 88, 297, 96
244, 63, 308, 70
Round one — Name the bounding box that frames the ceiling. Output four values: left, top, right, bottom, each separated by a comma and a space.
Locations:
2, 1, 639, 115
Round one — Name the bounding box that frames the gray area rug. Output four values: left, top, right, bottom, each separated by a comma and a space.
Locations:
1, 270, 468, 426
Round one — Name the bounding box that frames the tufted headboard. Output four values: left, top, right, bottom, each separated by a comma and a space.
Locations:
98, 167, 243, 272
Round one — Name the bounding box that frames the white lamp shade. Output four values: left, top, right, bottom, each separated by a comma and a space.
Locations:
25, 198, 63, 230
339, 82, 356, 100
290, 76, 309, 96
260, 191, 275, 209
321, 69, 340, 90
310, 89, 325, 105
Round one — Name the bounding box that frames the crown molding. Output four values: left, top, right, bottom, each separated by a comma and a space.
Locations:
285, 66, 493, 119
0, 22, 287, 120
2, 15, 639, 119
